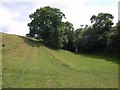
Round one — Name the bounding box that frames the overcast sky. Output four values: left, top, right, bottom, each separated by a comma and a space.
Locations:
0, 0, 118, 36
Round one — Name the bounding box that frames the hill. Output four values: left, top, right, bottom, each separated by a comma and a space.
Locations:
2, 33, 118, 88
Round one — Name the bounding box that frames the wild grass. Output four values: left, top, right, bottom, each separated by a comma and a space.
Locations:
2, 33, 118, 88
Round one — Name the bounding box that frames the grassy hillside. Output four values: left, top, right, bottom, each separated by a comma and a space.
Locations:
2, 33, 118, 88
0, 33, 2, 90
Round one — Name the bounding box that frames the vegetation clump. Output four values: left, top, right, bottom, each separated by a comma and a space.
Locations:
27, 6, 120, 57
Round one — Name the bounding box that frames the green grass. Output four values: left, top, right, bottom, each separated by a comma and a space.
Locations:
0, 33, 2, 90
2, 33, 119, 88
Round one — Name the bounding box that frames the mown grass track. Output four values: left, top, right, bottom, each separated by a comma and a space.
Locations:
2, 33, 118, 88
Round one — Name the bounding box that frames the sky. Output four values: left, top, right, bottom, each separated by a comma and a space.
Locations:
0, 0, 119, 36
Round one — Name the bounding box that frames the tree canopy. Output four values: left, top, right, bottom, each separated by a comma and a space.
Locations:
27, 6, 120, 57
27, 6, 66, 48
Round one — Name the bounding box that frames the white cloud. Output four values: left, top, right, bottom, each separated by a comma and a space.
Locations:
0, 2, 30, 36
50, 0, 118, 29
8, 21, 29, 36
0, 0, 118, 36
81, 4, 118, 26
0, 4, 19, 27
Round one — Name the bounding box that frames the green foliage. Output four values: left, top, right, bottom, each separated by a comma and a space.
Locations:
90, 13, 114, 52
27, 6, 66, 49
61, 21, 75, 51
90, 13, 113, 29
73, 13, 120, 57
27, 6, 119, 57
74, 13, 115, 53
107, 21, 120, 56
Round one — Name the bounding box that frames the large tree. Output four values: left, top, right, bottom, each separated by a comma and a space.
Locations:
61, 21, 75, 51
90, 13, 113, 29
107, 21, 120, 56
27, 6, 66, 49
74, 13, 114, 53
90, 13, 114, 52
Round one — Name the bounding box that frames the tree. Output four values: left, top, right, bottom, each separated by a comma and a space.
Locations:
90, 13, 113, 29
107, 21, 120, 56
74, 26, 96, 53
74, 13, 114, 53
73, 28, 83, 52
61, 21, 75, 51
27, 6, 66, 49
90, 13, 114, 52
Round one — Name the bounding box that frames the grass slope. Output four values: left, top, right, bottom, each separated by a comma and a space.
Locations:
0, 33, 2, 90
2, 33, 118, 88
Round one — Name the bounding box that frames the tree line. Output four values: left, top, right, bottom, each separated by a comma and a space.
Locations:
26, 6, 120, 57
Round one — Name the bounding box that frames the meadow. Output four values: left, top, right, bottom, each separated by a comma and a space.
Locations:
2, 33, 118, 88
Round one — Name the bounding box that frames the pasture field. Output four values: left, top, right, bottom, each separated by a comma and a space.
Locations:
2, 33, 118, 88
